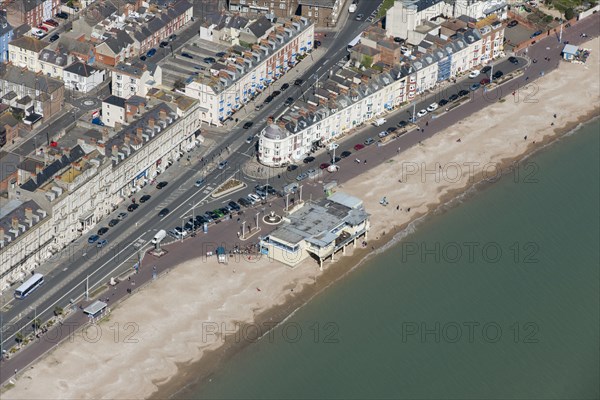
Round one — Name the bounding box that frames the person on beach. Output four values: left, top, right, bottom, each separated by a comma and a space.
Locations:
396, 205, 400, 210
553, 114, 557, 118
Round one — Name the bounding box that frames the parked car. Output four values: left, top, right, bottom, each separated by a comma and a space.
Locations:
243, 121, 253, 129
480, 66, 492, 74
140, 194, 151, 203
139, 55, 147, 61
480, 78, 491, 85
264, 95, 274, 104
228, 201, 241, 211
203, 57, 216, 64
530, 30, 542, 38
146, 48, 156, 57
181, 52, 194, 59
458, 89, 469, 97
88, 234, 100, 244
314, 40, 321, 48
238, 197, 252, 208
507, 20, 518, 28
117, 212, 128, 220
281, 83, 289, 90
449, 94, 459, 102
397, 120, 408, 128
469, 70, 480, 78
378, 131, 388, 138
272, 90, 281, 97
254, 104, 263, 111
97, 227, 109, 235
159, 41, 169, 48
426, 103, 439, 112
294, 79, 303, 85
303, 156, 315, 163
215, 51, 226, 58
45, 19, 59, 27
37, 25, 49, 32
387, 126, 398, 133
493, 70, 504, 79
470, 83, 481, 91
508, 56, 519, 65
438, 99, 448, 107
55, 12, 69, 19
127, 203, 139, 212
218, 160, 228, 170
49, 34, 60, 42
354, 143, 365, 151
97, 239, 108, 248
320, 162, 330, 169
156, 181, 168, 189
364, 138, 375, 146
296, 172, 309, 181
340, 150, 352, 158
169, 34, 177, 41
416, 109, 428, 118
247, 193, 261, 204
287, 164, 298, 172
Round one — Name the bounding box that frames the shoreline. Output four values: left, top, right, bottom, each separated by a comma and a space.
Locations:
154, 107, 600, 400
3, 36, 599, 400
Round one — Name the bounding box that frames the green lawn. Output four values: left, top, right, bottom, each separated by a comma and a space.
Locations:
378, 0, 395, 18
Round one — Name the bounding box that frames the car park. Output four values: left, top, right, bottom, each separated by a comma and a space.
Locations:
97, 239, 108, 248
507, 20, 518, 28
118, 212, 128, 220
438, 99, 448, 107
416, 109, 428, 118
195, 178, 205, 187
281, 83, 289, 90
243, 122, 253, 129
181, 52, 194, 59
493, 71, 504, 79
156, 181, 168, 189
449, 94, 459, 102
340, 150, 352, 158
294, 79, 303, 85
49, 34, 60, 42
88, 234, 100, 244
146, 48, 156, 57
354, 143, 365, 151
98, 227, 109, 235
378, 131, 388, 138
218, 161, 228, 170
508, 56, 519, 65
426, 103, 438, 112
364, 138, 375, 146
127, 203, 139, 212
470, 83, 481, 91
303, 156, 315, 163
469, 70, 480, 78
458, 90, 469, 97
140, 194, 151, 203
480, 66, 492, 74
238, 197, 251, 208
159, 208, 170, 217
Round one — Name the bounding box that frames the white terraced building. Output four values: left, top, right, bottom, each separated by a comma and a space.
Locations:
185, 17, 314, 126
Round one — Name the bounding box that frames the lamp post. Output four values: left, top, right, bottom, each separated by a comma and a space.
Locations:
189, 202, 197, 236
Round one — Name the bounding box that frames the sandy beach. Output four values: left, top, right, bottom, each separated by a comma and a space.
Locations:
3, 37, 599, 400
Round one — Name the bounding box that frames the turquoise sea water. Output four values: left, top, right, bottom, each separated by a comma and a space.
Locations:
183, 121, 600, 400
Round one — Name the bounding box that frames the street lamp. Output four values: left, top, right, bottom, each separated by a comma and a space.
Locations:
189, 202, 197, 236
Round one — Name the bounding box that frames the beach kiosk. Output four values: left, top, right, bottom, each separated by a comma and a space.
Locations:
562, 44, 578, 61
216, 247, 227, 264
83, 300, 108, 318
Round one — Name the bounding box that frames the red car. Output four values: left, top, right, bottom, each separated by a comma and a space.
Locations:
480, 78, 490, 85
44, 19, 59, 27
354, 143, 365, 151
320, 163, 330, 170
37, 25, 49, 32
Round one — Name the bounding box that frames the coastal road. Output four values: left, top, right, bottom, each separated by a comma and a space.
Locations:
2, 10, 597, 384
0, 0, 383, 357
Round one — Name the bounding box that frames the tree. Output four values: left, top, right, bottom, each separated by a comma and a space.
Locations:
564, 8, 574, 20
361, 55, 373, 69
54, 306, 64, 316
173, 79, 185, 90
15, 332, 24, 343
32, 318, 42, 332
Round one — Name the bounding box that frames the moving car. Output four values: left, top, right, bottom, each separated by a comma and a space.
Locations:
97, 227, 109, 235
245, 136, 254, 144
508, 56, 519, 65
97, 239, 108, 248
416, 109, 428, 118
303, 156, 315, 163
140, 194, 151, 203
284, 97, 294, 106
156, 181, 168, 189
218, 160, 228, 170
364, 138, 375, 146
426, 103, 439, 112
88, 234, 100, 244
127, 203, 139, 212
469, 70, 480, 78
243, 121, 253, 129
294, 79, 303, 85
159, 208, 170, 217
181, 52, 194, 59
340, 150, 352, 158
195, 178, 205, 187
281, 83, 290, 90
355, 13, 364, 21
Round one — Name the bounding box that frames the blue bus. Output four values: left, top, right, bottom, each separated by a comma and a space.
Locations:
14, 273, 44, 299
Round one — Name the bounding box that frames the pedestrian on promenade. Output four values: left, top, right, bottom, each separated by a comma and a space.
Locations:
421, 128, 424, 133
364, 160, 367, 164
425, 121, 429, 126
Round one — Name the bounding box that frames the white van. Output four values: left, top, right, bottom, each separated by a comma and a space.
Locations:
152, 229, 167, 244
373, 118, 386, 127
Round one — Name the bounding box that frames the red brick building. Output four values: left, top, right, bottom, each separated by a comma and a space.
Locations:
6, 0, 61, 29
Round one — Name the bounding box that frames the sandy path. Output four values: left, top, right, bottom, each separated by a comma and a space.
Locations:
3, 38, 599, 400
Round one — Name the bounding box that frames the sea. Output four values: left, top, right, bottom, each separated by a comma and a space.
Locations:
180, 120, 600, 400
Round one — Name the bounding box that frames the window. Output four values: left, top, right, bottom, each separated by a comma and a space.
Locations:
279, 3, 285, 8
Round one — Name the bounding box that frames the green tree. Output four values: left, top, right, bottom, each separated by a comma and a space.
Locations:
15, 332, 24, 343
32, 318, 42, 332
362, 55, 373, 68
564, 8, 574, 20
54, 306, 63, 316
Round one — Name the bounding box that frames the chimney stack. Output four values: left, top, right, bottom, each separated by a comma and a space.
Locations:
159, 109, 167, 121
25, 207, 33, 222
124, 135, 131, 145
12, 217, 19, 230
137, 126, 143, 141
112, 144, 119, 155
102, 128, 109, 142
148, 118, 155, 129
0, 227, 4, 243
35, 165, 44, 175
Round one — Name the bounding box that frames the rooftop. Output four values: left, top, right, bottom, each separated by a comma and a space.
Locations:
8, 36, 49, 53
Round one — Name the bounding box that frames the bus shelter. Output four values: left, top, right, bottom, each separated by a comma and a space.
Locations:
83, 300, 108, 318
